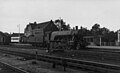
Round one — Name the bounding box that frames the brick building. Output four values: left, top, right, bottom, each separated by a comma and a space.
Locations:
24, 20, 59, 44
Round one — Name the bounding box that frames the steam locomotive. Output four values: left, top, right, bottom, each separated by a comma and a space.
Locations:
50, 30, 88, 50
22, 30, 88, 50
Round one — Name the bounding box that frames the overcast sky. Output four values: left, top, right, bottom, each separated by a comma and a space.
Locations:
0, 0, 120, 33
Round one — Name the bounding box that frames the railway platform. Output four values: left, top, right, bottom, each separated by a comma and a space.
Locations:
87, 45, 120, 49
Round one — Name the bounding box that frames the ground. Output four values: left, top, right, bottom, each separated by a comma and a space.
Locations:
1, 45, 120, 73
0, 52, 87, 73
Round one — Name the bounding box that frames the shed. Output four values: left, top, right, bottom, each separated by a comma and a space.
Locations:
0, 31, 10, 44
11, 33, 24, 43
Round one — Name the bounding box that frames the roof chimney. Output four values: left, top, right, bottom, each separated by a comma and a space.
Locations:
34, 22, 37, 24
75, 26, 78, 30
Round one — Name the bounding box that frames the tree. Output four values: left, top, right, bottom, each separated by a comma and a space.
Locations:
91, 23, 101, 36
90, 23, 117, 43
54, 19, 70, 30
79, 26, 92, 37
100, 27, 110, 35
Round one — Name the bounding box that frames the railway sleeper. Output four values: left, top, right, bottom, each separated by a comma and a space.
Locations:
0, 49, 67, 71
37, 57, 67, 68
51, 60, 67, 71
67, 62, 120, 73
37, 57, 68, 71
40, 57, 119, 73
1, 49, 120, 72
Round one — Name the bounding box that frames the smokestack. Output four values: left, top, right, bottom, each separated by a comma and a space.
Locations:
76, 26, 78, 30
34, 22, 37, 24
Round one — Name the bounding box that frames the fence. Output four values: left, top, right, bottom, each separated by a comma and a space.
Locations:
101, 42, 116, 46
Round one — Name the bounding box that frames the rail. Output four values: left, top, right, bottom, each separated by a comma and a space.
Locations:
0, 61, 29, 73
0, 49, 119, 73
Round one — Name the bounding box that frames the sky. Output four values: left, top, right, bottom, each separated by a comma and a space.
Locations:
0, 0, 120, 33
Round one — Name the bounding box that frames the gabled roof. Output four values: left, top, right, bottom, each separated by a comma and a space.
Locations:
0, 31, 7, 37
25, 20, 54, 31
4, 33, 10, 37
35, 20, 53, 29
25, 23, 37, 30
29, 23, 37, 29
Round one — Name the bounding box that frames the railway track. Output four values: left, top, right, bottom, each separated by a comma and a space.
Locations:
0, 61, 28, 73
2, 44, 120, 54
0, 44, 46, 50
0, 49, 119, 73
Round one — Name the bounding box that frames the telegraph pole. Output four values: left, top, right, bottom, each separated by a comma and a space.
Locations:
18, 24, 20, 43
59, 17, 62, 31
100, 36, 101, 46
118, 30, 120, 46
118, 30, 120, 42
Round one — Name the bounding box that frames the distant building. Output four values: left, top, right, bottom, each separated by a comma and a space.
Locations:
11, 33, 24, 43
0, 31, 10, 44
83, 36, 101, 46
